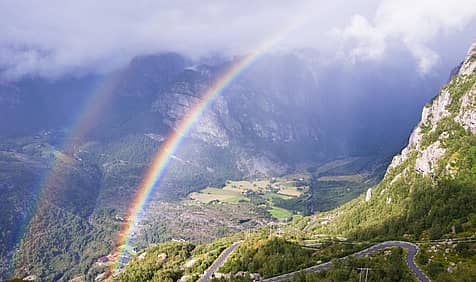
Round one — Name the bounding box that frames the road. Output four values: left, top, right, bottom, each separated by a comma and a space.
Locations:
264, 241, 430, 282
199, 241, 242, 282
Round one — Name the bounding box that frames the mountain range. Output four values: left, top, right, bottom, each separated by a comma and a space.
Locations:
115, 40, 476, 282
0, 42, 470, 281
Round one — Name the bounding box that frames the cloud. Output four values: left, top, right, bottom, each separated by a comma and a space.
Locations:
0, 0, 323, 79
0, 0, 475, 79
333, 0, 476, 73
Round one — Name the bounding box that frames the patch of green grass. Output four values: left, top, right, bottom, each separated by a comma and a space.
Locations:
268, 207, 292, 219
189, 188, 247, 203
225, 196, 250, 204
264, 193, 293, 201
318, 174, 364, 182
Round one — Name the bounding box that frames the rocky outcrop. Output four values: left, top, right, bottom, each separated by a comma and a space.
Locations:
389, 39, 476, 176
365, 188, 372, 202
455, 87, 476, 134
390, 89, 452, 169
458, 40, 476, 76
414, 141, 446, 175
235, 152, 287, 177
152, 73, 233, 147
149, 57, 323, 175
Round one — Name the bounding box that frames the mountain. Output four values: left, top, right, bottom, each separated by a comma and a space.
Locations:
294, 39, 476, 280
310, 39, 476, 237
70, 41, 476, 282
0, 49, 453, 281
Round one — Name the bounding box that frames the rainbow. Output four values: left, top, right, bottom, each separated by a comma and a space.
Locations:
14, 72, 124, 267
113, 21, 304, 270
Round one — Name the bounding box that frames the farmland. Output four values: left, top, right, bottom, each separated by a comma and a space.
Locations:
187, 175, 311, 220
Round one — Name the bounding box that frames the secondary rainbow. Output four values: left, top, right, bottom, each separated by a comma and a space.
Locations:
14, 72, 123, 263
113, 20, 304, 268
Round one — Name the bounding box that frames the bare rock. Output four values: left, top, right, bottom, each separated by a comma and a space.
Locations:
458, 39, 476, 76
415, 141, 446, 175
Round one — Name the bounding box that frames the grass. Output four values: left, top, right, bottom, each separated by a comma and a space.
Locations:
224, 180, 269, 191
185, 176, 312, 223
268, 207, 292, 219
188, 188, 247, 203
189, 186, 293, 219
188, 176, 309, 206
318, 174, 364, 182
263, 193, 293, 201
277, 187, 303, 197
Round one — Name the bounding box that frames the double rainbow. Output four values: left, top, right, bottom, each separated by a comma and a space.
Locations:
113, 21, 303, 270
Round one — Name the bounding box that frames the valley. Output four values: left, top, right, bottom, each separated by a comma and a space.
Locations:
95, 39, 476, 281
0, 130, 387, 281
1, 4, 475, 281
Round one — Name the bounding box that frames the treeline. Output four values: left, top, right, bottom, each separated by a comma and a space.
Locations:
218, 237, 319, 278
291, 247, 416, 282
14, 205, 116, 281
119, 239, 234, 282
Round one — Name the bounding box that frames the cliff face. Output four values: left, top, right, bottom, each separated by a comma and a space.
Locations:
389, 39, 476, 176
150, 57, 322, 152
144, 55, 325, 178
308, 39, 476, 243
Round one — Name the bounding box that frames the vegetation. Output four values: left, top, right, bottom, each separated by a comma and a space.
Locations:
118, 238, 236, 282
2, 52, 475, 282
291, 248, 416, 282
219, 237, 319, 278
416, 238, 476, 281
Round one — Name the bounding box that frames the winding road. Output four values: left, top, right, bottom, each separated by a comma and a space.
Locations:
200, 240, 430, 282
199, 241, 242, 282
264, 241, 430, 282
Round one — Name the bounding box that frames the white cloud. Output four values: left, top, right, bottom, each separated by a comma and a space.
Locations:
334, 0, 476, 73
333, 15, 385, 61
0, 0, 475, 79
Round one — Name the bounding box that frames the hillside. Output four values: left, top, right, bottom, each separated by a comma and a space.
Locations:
305, 40, 476, 239
115, 40, 476, 282
0, 47, 429, 281
290, 40, 476, 280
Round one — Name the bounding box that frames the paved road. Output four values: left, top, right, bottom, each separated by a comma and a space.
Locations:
264, 241, 430, 282
199, 241, 242, 282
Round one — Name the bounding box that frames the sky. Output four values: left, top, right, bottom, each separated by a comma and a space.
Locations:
0, 0, 476, 80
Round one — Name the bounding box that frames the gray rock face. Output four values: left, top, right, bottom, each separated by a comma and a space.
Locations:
236, 152, 287, 177
455, 88, 476, 134
149, 57, 322, 173
389, 90, 451, 170
421, 90, 452, 130
365, 188, 372, 202
458, 40, 476, 76
152, 74, 233, 147
414, 141, 446, 175
389, 39, 476, 176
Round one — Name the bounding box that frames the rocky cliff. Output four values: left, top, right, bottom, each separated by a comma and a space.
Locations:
308, 38, 476, 243
389, 39, 476, 177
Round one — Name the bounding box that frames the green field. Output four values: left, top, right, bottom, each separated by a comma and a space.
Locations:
268, 206, 292, 219
188, 187, 248, 203
263, 193, 293, 201
186, 178, 302, 220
